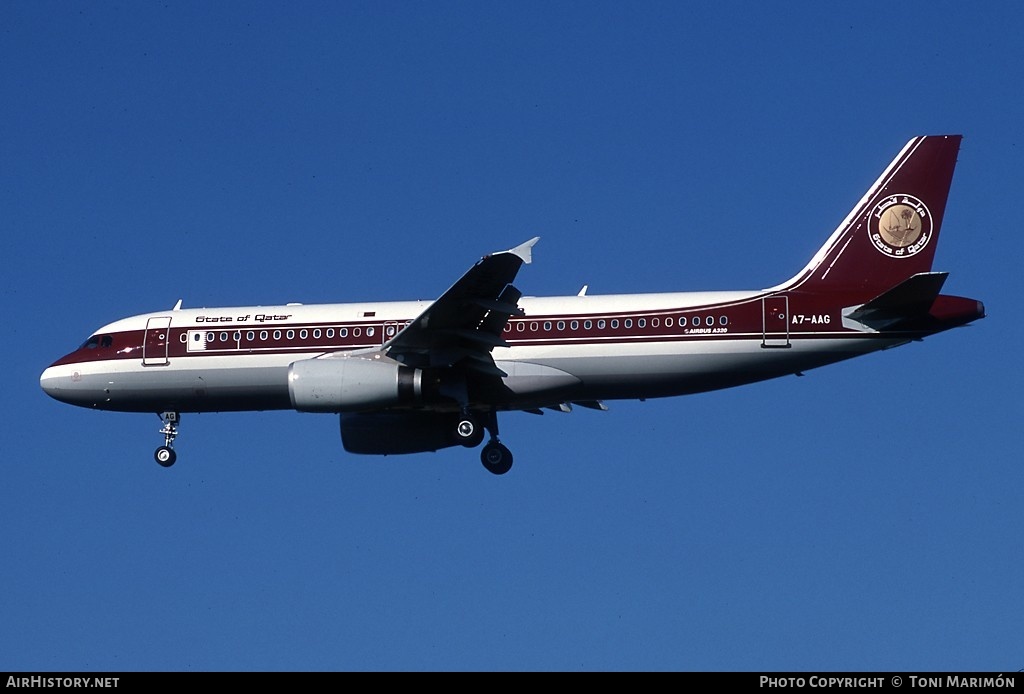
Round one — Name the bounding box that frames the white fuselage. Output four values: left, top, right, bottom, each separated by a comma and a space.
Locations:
40, 289, 903, 414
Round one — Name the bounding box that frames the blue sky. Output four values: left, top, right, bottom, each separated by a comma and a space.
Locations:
2, 1, 1021, 672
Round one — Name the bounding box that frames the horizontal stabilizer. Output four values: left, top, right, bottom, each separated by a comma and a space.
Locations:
844, 272, 948, 330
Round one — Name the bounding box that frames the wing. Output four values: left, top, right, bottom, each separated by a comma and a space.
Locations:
383, 237, 539, 377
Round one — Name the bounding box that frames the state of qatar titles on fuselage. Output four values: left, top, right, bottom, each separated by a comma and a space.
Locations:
40, 135, 986, 475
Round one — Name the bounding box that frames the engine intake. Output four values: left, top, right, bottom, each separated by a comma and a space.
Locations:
288, 356, 425, 412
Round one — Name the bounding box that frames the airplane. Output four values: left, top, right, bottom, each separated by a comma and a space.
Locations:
40, 135, 985, 475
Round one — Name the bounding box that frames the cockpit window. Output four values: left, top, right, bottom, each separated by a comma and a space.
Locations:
80, 335, 113, 350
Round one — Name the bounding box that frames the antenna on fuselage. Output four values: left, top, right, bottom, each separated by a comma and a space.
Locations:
172, 299, 183, 311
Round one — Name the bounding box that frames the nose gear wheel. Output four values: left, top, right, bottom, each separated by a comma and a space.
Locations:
154, 412, 180, 467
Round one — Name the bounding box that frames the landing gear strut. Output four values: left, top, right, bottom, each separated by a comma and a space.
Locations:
479, 410, 513, 475
155, 411, 180, 467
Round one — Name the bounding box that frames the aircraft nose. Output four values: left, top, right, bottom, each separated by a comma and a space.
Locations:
40, 364, 65, 400
41, 362, 111, 408
40, 363, 88, 405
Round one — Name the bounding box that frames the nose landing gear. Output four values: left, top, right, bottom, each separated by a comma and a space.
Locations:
154, 411, 180, 467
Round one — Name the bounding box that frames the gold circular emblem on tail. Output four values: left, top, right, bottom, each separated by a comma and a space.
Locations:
869, 194, 932, 257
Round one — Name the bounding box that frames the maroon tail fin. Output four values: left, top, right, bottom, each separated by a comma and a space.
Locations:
777, 135, 961, 303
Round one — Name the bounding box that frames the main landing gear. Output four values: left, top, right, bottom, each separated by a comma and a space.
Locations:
154, 411, 180, 467
455, 409, 513, 475
480, 440, 513, 476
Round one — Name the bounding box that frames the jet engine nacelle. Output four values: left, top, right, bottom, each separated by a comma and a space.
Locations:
288, 356, 425, 412
340, 411, 462, 455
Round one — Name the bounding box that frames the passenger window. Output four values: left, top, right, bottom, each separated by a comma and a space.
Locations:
543, 321, 552, 331
637, 318, 646, 328
720, 316, 728, 325
611, 319, 619, 329
247, 331, 255, 341
557, 321, 565, 330
327, 328, 335, 338
300, 329, 308, 339
598, 320, 606, 329
584, 320, 592, 330
313, 329, 322, 339
287, 330, 295, 339
624, 319, 633, 329
706, 316, 714, 326
665, 317, 673, 327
